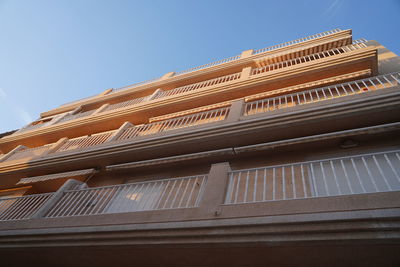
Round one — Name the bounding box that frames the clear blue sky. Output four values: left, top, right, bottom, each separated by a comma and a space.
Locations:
0, 0, 399, 133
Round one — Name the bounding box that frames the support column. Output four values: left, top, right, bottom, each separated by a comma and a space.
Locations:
100, 88, 113, 96
107, 122, 133, 142
147, 88, 164, 101
225, 99, 245, 123
92, 103, 110, 115
48, 112, 71, 125
31, 179, 87, 219
161, 72, 175, 80
240, 66, 252, 80
198, 162, 231, 216
72, 106, 83, 114
41, 137, 69, 157
240, 49, 254, 59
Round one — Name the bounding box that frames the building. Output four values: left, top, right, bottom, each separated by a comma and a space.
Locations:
0, 29, 399, 266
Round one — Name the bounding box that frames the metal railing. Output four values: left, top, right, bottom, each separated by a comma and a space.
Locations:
154, 72, 241, 99
54, 30, 344, 105
175, 29, 343, 75
43, 73, 237, 127
175, 55, 241, 76
251, 41, 367, 76
46, 175, 207, 217
101, 95, 150, 113
244, 72, 400, 116
56, 130, 116, 153
0, 193, 54, 221
1, 107, 230, 162
252, 29, 343, 55
57, 109, 97, 124
117, 106, 230, 141
17, 121, 53, 134
59, 93, 101, 107
111, 77, 161, 94
16, 112, 70, 134
225, 150, 400, 204
3, 145, 52, 162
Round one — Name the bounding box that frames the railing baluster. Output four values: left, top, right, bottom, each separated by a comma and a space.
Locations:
372, 155, 391, 191
340, 159, 354, 194
361, 156, 379, 192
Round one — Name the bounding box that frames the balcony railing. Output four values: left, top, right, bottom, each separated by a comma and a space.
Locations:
102, 95, 150, 113
244, 72, 400, 116
225, 150, 400, 204
2, 144, 52, 162
51, 29, 345, 108
111, 76, 161, 94
0, 107, 230, 162
0, 192, 54, 221
14, 36, 358, 133
175, 29, 344, 75
16, 121, 53, 134
252, 29, 343, 55
57, 109, 97, 124
46, 175, 207, 218
174, 55, 241, 76
117, 106, 230, 141
251, 41, 367, 76
154, 72, 242, 99
56, 130, 117, 153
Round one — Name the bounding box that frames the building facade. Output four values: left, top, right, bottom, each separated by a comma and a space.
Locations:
0, 29, 399, 266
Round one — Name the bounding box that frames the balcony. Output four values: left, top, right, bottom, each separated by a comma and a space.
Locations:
0, 149, 398, 223
1, 39, 375, 152
46, 175, 207, 218
0, 192, 54, 221
0, 71, 399, 170
244, 72, 400, 116
32, 31, 353, 115
56, 29, 346, 108
0, 106, 230, 165
225, 150, 400, 204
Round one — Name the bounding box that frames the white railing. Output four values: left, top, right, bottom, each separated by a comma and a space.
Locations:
154, 72, 241, 99
46, 175, 207, 217
244, 72, 400, 116
59, 93, 100, 107
111, 77, 161, 94
251, 41, 367, 76
0, 193, 54, 221
3, 145, 52, 162
117, 106, 230, 141
56, 130, 116, 153
1, 107, 230, 161
17, 121, 53, 134
57, 109, 97, 124
175, 55, 241, 76
101, 95, 150, 113
252, 29, 343, 55
353, 38, 367, 44
16, 112, 69, 134
54, 30, 344, 105
175, 29, 343, 75
225, 150, 400, 204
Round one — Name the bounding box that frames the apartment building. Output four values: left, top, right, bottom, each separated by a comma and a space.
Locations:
0, 29, 399, 266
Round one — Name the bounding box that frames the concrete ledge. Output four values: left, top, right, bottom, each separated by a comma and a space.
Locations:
0, 191, 398, 232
